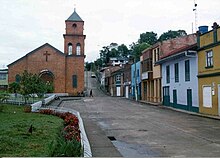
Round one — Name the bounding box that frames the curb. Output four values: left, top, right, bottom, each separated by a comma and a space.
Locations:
165, 106, 220, 121
139, 100, 220, 121
121, 97, 220, 121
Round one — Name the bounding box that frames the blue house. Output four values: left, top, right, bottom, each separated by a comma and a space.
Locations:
156, 43, 199, 112
131, 61, 141, 100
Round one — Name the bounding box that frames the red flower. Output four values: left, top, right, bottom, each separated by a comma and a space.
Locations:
64, 115, 79, 127
38, 110, 81, 142
63, 125, 81, 142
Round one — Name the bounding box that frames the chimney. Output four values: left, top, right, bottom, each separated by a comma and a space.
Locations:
198, 26, 208, 34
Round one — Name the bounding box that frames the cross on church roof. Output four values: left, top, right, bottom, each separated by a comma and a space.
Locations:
44, 51, 51, 62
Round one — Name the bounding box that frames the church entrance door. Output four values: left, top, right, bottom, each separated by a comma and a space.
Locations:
39, 70, 54, 83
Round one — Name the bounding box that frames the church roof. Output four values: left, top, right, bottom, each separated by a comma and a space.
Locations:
66, 9, 83, 22
8, 43, 65, 67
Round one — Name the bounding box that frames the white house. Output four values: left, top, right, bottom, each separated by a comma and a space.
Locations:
156, 44, 199, 112
109, 57, 128, 66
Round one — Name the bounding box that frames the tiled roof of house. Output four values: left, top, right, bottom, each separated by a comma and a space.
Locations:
160, 43, 197, 59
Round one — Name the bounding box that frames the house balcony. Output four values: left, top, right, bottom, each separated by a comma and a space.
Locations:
141, 71, 153, 81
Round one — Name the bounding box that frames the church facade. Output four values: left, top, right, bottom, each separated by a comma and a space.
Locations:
8, 10, 86, 95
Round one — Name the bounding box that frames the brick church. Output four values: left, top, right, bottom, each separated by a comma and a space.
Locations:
8, 9, 85, 95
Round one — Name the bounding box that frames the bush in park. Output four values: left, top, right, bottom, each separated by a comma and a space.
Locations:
39, 109, 82, 157
0, 91, 9, 103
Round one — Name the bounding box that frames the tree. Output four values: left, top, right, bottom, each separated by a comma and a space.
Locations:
31, 74, 48, 98
109, 42, 118, 49
94, 59, 102, 70
130, 42, 151, 60
100, 46, 110, 66
138, 31, 158, 45
85, 62, 92, 71
9, 82, 20, 94
19, 71, 34, 102
18, 70, 54, 103
118, 44, 129, 57
158, 30, 187, 41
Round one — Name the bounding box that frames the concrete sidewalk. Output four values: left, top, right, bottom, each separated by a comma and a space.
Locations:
83, 118, 122, 157
138, 100, 220, 121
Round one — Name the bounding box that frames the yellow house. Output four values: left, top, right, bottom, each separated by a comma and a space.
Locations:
197, 22, 220, 116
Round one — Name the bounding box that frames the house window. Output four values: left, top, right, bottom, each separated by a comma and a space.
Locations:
185, 60, 190, 82
206, 50, 213, 68
137, 69, 139, 77
156, 48, 159, 62
174, 63, 179, 83
72, 75, 77, 88
76, 43, 81, 55
72, 23, 77, 28
166, 65, 170, 84
68, 43, 73, 55
0, 74, 6, 80
15, 74, 21, 83
116, 75, 121, 82
203, 86, 212, 108
153, 49, 157, 63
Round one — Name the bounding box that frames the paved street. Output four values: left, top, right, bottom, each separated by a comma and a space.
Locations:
62, 71, 220, 157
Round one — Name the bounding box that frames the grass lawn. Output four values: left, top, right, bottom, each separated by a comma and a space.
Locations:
0, 104, 63, 157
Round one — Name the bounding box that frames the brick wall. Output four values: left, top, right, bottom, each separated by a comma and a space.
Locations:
8, 45, 66, 93
65, 56, 84, 95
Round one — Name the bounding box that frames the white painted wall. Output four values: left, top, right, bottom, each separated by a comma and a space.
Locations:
161, 55, 199, 107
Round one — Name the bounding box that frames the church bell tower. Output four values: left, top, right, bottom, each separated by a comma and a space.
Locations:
64, 9, 86, 95
64, 8, 86, 55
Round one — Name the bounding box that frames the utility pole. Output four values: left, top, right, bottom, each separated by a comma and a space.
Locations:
134, 58, 138, 101
86, 67, 88, 96
193, 0, 198, 32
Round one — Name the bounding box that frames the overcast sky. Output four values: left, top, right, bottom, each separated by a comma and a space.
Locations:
0, 0, 220, 68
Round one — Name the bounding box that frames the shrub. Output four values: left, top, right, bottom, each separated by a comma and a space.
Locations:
0, 105, 3, 112
0, 91, 9, 103
54, 112, 66, 119
39, 109, 82, 156
64, 114, 79, 127
49, 135, 82, 157
62, 125, 80, 142
39, 109, 55, 115
24, 105, 32, 113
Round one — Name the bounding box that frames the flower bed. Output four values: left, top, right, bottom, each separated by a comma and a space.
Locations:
39, 109, 82, 157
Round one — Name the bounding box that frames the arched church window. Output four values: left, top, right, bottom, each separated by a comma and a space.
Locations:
15, 74, 21, 83
72, 23, 77, 28
76, 43, 81, 55
68, 43, 73, 55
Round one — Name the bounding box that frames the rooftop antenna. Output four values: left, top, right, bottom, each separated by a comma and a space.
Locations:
193, 0, 198, 32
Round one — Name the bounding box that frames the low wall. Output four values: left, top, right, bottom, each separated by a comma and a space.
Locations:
43, 94, 56, 105
31, 93, 68, 112
31, 101, 42, 112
